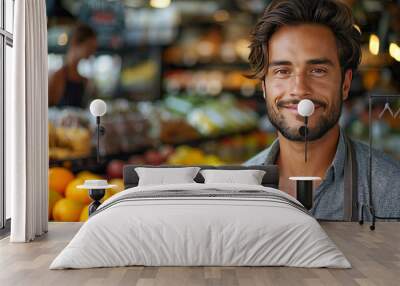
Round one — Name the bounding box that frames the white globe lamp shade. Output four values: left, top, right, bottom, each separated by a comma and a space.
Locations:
90, 99, 107, 117
297, 99, 315, 117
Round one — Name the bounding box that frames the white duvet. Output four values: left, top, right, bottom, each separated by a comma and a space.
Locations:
50, 183, 351, 269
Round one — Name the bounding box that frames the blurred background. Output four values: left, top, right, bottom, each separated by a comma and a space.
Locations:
46, 0, 400, 222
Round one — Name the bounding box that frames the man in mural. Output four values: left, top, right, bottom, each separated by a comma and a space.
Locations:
245, 0, 400, 221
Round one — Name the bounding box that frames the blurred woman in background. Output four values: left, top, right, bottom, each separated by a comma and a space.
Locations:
49, 23, 97, 108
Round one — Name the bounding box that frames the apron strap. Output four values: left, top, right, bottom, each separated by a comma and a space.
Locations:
343, 135, 359, 221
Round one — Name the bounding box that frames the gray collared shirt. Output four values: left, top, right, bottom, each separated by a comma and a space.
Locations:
244, 130, 400, 221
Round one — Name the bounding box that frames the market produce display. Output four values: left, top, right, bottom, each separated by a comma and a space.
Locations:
164, 70, 258, 97
49, 95, 261, 168
49, 104, 153, 161
48, 167, 125, 222
48, 128, 274, 222
48, 167, 75, 195
167, 146, 225, 165
161, 94, 259, 137
48, 109, 93, 160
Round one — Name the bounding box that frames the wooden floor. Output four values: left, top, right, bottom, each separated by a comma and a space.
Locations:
0, 222, 399, 286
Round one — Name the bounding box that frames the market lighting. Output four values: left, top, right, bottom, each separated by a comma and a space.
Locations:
389, 43, 400, 62
235, 39, 250, 62
369, 34, 380, 55
150, 0, 171, 9
90, 99, 107, 117
57, 32, 68, 46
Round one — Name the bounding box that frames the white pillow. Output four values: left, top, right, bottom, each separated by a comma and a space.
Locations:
135, 167, 201, 186
200, 169, 266, 185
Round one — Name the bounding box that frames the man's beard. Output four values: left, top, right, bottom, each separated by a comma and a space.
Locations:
265, 93, 343, 142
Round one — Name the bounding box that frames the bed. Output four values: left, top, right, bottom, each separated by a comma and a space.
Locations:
50, 165, 350, 269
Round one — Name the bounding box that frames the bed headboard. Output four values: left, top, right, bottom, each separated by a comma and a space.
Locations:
123, 165, 280, 189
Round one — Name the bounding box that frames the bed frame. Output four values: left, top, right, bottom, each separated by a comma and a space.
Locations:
123, 165, 280, 189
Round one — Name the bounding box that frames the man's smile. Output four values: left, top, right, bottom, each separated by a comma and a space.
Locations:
278, 102, 323, 114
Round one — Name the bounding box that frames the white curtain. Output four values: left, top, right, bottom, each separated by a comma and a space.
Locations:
7, 0, 48, 242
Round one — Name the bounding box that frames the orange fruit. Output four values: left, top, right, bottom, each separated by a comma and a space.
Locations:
48, 189, 63, 220
80, 205, 90, 222
76, 171, 103, 181
65, 178, 91, 204
100, 189, 113, 203
109, 178, 125, 195
49, 167, 74, 195
52, 199, 84, 222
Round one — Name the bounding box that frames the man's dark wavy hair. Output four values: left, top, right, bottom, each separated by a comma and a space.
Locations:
248, 0, 362, 79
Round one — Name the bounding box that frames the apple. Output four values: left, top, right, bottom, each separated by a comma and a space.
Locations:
145, 150, 165, 165
107, 160, 125, 179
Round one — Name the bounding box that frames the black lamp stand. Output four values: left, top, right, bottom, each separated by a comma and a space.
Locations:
363, 94, 400, 230
88, 189, 106, 216
296, 180, 313, 210
293, 119, 314, 210
96, 116, 106, 164
88, 116, 106, 216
